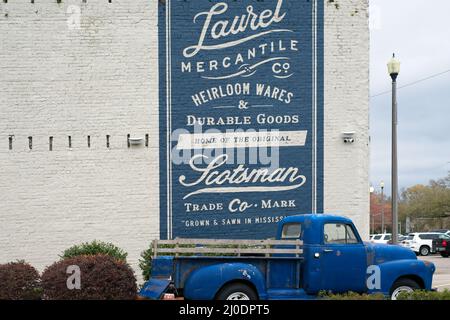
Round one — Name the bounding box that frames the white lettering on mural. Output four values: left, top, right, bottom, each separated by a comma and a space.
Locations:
183, 0, 291, 58
181, 44, 298, 77
179, 154, 307, 199
166, 0, 319, 235
190, 82, 294, 106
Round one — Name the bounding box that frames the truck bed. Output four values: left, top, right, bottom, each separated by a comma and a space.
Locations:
172, 256, 303, 291
143, 238, 304, 299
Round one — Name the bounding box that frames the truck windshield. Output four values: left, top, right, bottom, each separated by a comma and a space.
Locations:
281, 223, 302, 239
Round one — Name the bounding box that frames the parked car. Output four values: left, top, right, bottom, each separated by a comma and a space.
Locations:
432, 234, 450, 258
372, 234, 405, 244
387, 235, 407, 245
403, 233, 443, 256
139, 214, 435, 300
371, 233, 392, 244
431, 229, 450, 237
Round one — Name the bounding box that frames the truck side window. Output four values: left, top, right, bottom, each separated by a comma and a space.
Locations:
324, 224, 359, 245
282, 223, 302, 239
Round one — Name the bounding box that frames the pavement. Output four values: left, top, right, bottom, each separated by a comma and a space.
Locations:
419, 255, 450, 291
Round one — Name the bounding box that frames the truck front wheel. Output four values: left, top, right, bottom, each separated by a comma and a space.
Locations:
390, 278, 420, 300
216, 283, 258, 300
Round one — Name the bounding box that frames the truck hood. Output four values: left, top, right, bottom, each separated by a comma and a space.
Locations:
364, 242, 417, 265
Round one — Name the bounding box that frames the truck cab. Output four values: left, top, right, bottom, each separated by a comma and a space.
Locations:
278, 214, 434, 298
140, 214, 435, 300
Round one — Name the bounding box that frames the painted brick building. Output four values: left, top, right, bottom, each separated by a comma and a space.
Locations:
0, 0, 369, 279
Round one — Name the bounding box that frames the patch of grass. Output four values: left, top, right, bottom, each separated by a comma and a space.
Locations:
319, 291, 386, 300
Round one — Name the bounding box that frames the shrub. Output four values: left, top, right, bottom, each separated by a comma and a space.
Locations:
397, 290, 450, 300
41, 255, 137, 300
139, 245, 153, 281
140, 243, 194, 281
61, 240, 127, 262
0, 261, 42, 300
319, 291, 386, 300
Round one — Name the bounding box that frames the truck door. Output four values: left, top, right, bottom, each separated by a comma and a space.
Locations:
319, 222, 367, 293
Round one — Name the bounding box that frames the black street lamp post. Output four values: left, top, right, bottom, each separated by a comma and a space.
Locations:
387, 54, 401, 245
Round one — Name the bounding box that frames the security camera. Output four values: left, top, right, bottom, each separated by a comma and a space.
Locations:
342, 132, 356, 144
344, 138, 355, 144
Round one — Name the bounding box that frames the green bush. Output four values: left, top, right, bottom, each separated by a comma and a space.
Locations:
319, 291, 386, 300
61, 240, 127, 262
141, 242, 205, 281
0, 261, 42, 300
397, 290, 450, 300
139, 245, 153, 282
41, 254, 137, 300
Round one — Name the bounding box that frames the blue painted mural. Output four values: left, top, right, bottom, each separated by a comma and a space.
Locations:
159, 0, 323, 239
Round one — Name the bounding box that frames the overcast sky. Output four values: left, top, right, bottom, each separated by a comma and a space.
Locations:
369, 0, 450, 195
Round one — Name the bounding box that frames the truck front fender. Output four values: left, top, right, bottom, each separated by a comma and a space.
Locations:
183, 263, 267, 300
373, 259, 434, 294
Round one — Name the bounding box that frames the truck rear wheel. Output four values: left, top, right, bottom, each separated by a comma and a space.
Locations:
441, 253, 449, 258
390, 278, 420, 300
216, 283, 258, 300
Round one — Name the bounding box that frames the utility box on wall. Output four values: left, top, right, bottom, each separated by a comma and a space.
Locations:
0, 0, 369, 277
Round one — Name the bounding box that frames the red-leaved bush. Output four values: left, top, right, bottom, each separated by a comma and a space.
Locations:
0, 261, 42, 300
41, 255, 137, 300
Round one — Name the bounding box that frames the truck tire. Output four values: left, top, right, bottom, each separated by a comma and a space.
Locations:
419, 245, 430, 256
216, 283, 258, 301
441, 253, 449, 258
390, 278, 420, 300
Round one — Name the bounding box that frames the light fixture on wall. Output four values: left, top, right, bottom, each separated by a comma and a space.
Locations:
128, 136, 145, 146
342, 132, 356, 144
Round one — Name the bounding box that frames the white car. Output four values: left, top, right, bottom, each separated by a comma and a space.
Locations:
371, 233, 392, 244
371, 233, 405, 244
431, 229, 450, 237
402, 233, 443, 256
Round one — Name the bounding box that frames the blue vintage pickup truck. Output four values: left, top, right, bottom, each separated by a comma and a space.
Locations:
139, 214, 435, 300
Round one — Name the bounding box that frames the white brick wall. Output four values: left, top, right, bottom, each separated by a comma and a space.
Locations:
0, 0, 160, 281
324, 0, 370, 239
0, 0, 369, 281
